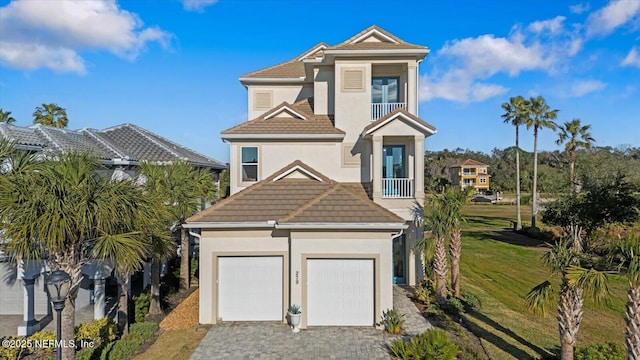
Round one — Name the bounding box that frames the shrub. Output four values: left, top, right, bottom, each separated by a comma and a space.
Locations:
190, 257, 199, 280
127, 321, 159, 343
75, 317, 118, 346
0, 336, 22, 360
424, 303, 443, 317
575, 342, 625, 360
460, 289, 481, 312
443, 297, 464, 316
378, 308, 405, 334
134, 291, 151, 324
387, 329, 458, 360
103, 339, 141, 360
27, 330, 56, 353
414, 284, 432, 304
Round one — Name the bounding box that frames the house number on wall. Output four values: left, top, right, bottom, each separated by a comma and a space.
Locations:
296, 271, 299, 284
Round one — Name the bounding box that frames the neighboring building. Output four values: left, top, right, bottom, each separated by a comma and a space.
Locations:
0, 122, 225, 335
186, 26, 437, 328
449, 159, 490, 192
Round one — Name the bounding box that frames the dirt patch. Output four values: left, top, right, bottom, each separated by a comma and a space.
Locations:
159, 288, 200, 331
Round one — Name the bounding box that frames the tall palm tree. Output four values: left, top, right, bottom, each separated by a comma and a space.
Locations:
502, 96, 527, 230
444, 187, 473, 298
0, 150, 156, 359
32, 103, 68, 128
0, 108, 16, 124
611, 235, 640, 360
158, 162, 216, 290
139, 162, 186, 315
524, 96, 558, 228
556, 119, 595, 193
417, 194, 449, 305
526, 240, 609, 360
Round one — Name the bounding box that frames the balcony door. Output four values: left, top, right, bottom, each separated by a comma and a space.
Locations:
383, 145, 406, 197
372, 77, 399, 104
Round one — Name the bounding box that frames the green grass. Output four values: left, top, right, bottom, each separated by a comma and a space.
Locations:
459, 205, 626, 359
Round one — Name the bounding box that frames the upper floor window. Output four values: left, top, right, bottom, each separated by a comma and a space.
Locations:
372, 77, 399, 103
480, 178, 487, 184
241, 147, 258, 182
463, 168, 477, 175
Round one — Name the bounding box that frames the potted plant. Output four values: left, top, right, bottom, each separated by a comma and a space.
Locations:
287, 304, 302, 333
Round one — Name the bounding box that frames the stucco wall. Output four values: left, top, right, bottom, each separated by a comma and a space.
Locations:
247, 85, 313, 120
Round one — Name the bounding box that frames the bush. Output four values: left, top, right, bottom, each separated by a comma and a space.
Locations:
575, 342, 625, 360
518, 226, 555, 242
387, 329, 458, 360
443, 297, 464, 316
0, 336, 22, 360
378, 308, 405, 334
190, 257, 199, 280
134, 291, 151, 324
103, 339, 141, 360
127, 322, 159, 343
27, 330, 56, 353
414, 284, 432, 304
460, 289, 481, 312
424, 303, 443, 317
75, 317, 118, 346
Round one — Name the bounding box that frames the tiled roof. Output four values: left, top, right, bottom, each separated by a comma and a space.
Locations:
221, 98, 345, 136
0, 123, 225, 169
452, 159, 489, 167
363, 108, 437, 135
241, 25, 428, 80
187, 161, 403, 225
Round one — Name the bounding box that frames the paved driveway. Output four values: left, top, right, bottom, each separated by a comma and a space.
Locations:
189, 286, 431, 359
190, 322, 392, 359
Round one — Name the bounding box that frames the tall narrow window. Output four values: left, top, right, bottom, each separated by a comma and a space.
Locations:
372, 77, 399, 103
241, 147, 258, 182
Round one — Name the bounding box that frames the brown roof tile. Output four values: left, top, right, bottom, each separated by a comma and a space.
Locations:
363, 108, 436, 135
452, 159, 488, 167
187, 161, 404, 225
221, 98, 345, 136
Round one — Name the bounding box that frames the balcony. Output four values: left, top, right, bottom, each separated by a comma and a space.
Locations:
382, 178, 414, 198
371, 102, 407, 121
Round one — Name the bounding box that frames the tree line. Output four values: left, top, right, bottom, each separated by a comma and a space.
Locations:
1, 103, 69, 128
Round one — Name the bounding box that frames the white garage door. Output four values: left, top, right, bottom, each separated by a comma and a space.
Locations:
218, 256, 283, 321
307, 259, 374, 326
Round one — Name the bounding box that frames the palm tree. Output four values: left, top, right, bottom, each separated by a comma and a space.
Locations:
444, 187, 473, 298
32, 103, 68, 128
155, 162, 216, 290
526, 240, 609, 360
417, 195, 449, 305
524, 96, 558, 228
556, 119, 595, 193
0, 108, 16, 124
139, 162, 185, 315
501, 96, 527, 230
0, 150, 156, 359
611, 235, 640, 360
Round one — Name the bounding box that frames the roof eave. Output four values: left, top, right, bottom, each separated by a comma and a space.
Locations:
324, 49, 429, 56
239, 77, 307, 85
276, 223, 408, 230
183, 221, 276, 229
220, 133, 345, 140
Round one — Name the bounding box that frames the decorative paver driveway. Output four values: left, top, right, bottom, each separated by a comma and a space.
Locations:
190, 286, 431, 359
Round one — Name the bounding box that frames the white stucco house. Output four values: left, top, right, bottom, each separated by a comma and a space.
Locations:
186, 26, 437, 328
0, 123, 226, 335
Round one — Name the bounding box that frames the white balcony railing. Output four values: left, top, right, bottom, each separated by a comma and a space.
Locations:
382, 178, 414, 198
371, 102, 407, 121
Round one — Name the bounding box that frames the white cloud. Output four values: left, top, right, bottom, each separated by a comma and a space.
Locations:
180, 0, 218, 12
570, 3, 591, 14
570, 79, 607, 96
622, 46, 640, 67
0, 0, 172, 73
528, 16, 567, 35
585, 0, 640, 36
419, 72, 508, 103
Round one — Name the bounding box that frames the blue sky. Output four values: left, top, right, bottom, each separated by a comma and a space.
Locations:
0, 0, 639, 163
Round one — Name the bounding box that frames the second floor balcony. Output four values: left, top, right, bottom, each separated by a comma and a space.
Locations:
371, 102, 407, 121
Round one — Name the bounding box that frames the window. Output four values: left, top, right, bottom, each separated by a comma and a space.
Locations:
463, 168, 477, 175
480, 178, 487, 184
241, 147, 258, 182
372, 77, 399, 103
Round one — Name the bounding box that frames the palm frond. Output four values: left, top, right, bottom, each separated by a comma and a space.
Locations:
526, 280, 555, 316
566, 266, 610, 306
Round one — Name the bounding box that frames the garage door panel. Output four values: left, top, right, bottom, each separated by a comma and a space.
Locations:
218, 256, 282, 321
307, 259, 374, 326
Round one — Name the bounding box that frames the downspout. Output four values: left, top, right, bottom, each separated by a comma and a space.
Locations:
391, 228, 404, 241
416, 58, 424, 118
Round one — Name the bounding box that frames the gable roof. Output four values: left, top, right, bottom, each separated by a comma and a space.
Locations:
451, 159, 489, 167
241, 26, 428, 81
363, 108, 437, 136
186, 161, 404, 228
0, 123, 226, 169
221, 98, 345, 139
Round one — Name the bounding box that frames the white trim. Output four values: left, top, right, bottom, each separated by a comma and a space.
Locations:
302, 58, 323, 63
351, 29, 399, 44
276, 223, 408, 230
297, 44, 328, 60
221, 133, 344, 140
272, 165, 323, 182
324, 49, 429, 56
183, 222, 276, 229
365, 112, 436, 136
264, 105, 307, 120
239, 77, 306, 83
